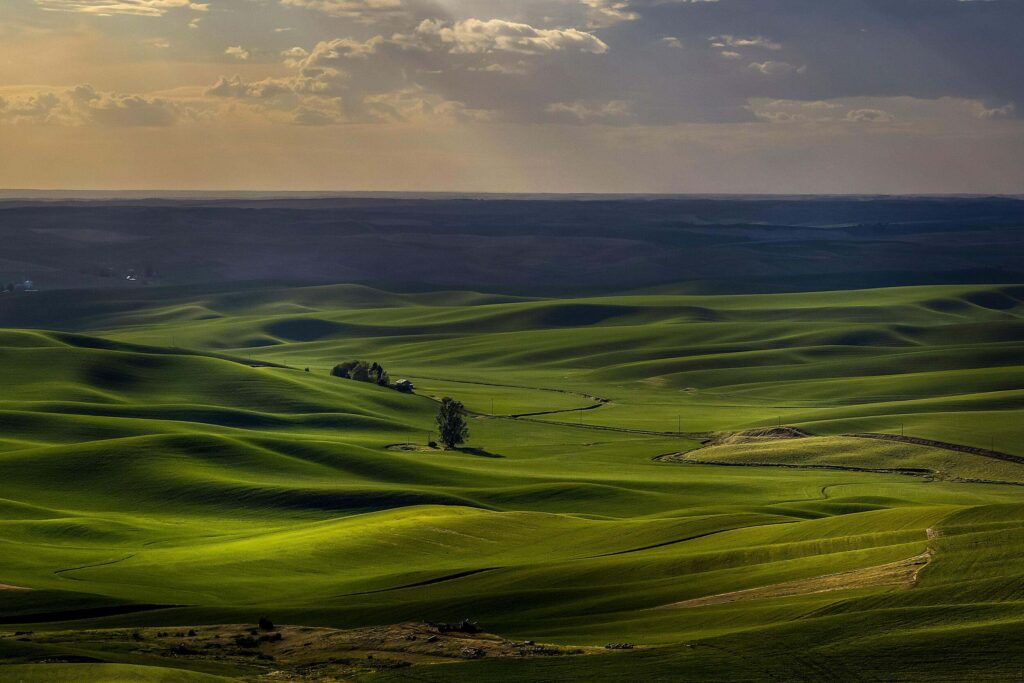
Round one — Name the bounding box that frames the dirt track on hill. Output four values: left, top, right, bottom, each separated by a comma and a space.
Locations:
663, 543, 934, 610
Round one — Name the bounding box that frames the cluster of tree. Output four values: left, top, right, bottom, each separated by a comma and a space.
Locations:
436, 397, 469, 449
331, 360, 390, 386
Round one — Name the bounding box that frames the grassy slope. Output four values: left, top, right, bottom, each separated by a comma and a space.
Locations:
0, 283, 1021, 680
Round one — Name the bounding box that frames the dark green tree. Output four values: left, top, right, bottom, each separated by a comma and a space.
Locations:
436, 397, 469, 449
331, 360, 390, 386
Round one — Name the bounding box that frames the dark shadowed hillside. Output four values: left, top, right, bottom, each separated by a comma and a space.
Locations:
0, 196, 1021, 295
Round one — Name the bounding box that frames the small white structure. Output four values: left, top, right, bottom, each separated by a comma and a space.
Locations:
394, 379, 415, 393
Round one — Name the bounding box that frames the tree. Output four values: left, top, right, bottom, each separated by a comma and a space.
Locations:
331, 360, 390, 386
436, 397, 469, 449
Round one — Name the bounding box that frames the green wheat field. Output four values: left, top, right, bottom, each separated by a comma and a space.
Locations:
1, 282, 1023, 681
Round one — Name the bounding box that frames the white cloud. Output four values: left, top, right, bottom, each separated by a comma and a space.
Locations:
661, 36, 683, 49
978, 103, 1016, 120
301, 37, 384, 62
281, 47, 311, 67
225, 46, 252, 61
712, 35, 782, 51
580, 0, 639, 26
411, 18, 609, 55
278, 0, 403, 20
748, 61, 804, 77
33, 0, 204, 16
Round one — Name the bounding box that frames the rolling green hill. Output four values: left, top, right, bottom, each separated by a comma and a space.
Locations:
0, 281, 1022, 680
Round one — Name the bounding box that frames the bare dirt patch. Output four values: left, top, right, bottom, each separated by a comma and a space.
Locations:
1, 621, 594, 681
0, 583, 30, 591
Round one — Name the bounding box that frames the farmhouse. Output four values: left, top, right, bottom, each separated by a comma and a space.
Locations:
394, 379, 415, 393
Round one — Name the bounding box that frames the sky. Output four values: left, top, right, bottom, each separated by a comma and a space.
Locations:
0, 0, 1022, 193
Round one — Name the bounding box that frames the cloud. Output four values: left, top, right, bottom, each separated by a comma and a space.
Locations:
278, 0, 404, 20
749, 97, 1013, 127
978, 103, 1016, 120
33, 0, 204, 16
205, 75, 298, 99
469, 62, 530, 75
580, 0, 639, 26
0, 85, 186, 126
661, 36, 683, 49
301, 37, 384, 62
845, 108, 894, 123
748, 60, 804, 77
293, 103, 346, 125
411, 19, 609, 55
711, 35, 782, 51
225, 46, 252, 61
546, 99, 632, 123
281, 47, 311, 66
360, 88, 481, 123
75, 88, 183, 126
0, 92, 63, 125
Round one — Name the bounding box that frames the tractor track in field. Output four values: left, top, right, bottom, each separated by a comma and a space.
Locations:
408, 374, 612, 419
336, 567, 501, 597
590, 520, 795, 559
54, 554, 136, 581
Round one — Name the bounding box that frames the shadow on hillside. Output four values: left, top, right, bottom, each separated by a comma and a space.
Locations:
455, 446, 504, 459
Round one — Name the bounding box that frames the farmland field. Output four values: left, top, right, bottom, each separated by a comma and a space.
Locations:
0, 273, 1022, 681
